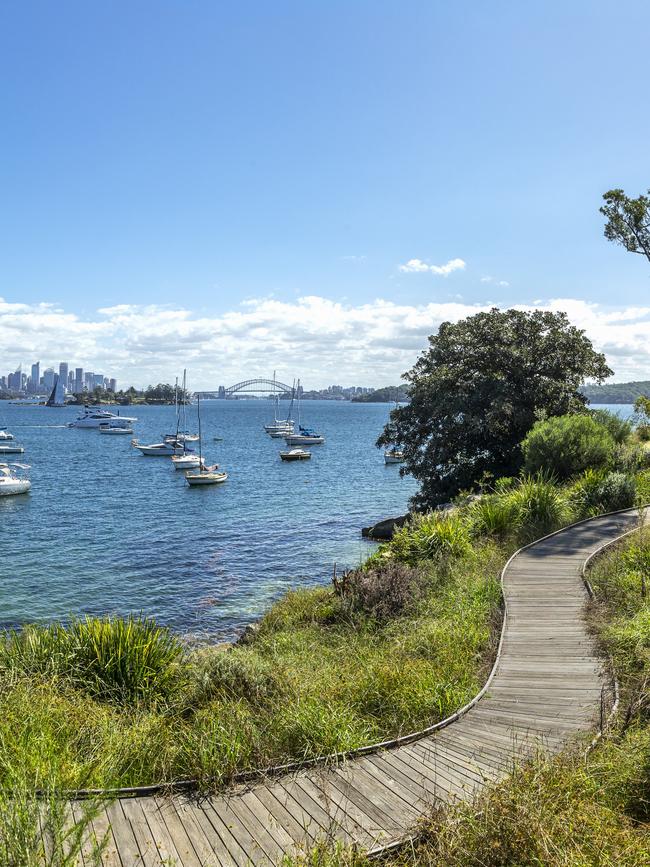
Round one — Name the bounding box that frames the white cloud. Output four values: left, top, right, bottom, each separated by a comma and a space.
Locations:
399, 257, 466, 276
1, 295, 649, 389
481, 275, 509, 287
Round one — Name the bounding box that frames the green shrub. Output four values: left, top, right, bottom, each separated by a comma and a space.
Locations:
521, 414, 615, 479
467, 494, 519, 537
507, 475, 571, 536
390, 512, 471, 564
0, 616, 183, 705
570, 469, 636, 518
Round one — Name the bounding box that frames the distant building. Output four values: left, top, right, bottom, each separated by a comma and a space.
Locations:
75, 368, 83, 393
59, 362, 69, 391
30, 362, 40, 394
84, 372, 94, 390
94, 373, 104, 389
43, 367, 56, 391
109, 378, 117, 392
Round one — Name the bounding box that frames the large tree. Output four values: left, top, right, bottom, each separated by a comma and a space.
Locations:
600, 188, 650, 264
378, 308, 611, 509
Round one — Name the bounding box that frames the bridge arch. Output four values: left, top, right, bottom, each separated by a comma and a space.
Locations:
226, 378, 294, 395
195, 378, 296, 398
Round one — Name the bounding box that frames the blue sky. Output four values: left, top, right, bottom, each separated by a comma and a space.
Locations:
1, 1, 649, 387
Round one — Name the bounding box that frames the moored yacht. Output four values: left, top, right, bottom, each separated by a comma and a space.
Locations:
68, 407, 137, 429
0, 429, 15, 441
0, 463, 31, 496
384, 448, 405, 464
284, 426, 325, 445
131, 438, 186, 456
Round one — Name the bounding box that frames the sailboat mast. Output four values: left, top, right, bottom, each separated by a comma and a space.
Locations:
197, 394, 203, 467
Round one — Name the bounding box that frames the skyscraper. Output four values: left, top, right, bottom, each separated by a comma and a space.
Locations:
59, 362, 69, 389
43, 368, 56, 391
30, 361, 40, 394
75, 368, 83, 393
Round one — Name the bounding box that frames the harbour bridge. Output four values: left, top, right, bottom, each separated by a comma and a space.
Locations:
195, 378, 296, 398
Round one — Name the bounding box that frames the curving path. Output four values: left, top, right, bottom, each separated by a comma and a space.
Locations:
71, 509, 646, 866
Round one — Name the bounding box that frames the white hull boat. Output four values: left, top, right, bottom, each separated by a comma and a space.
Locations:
0, 444, 25, 454
171, 454, 206, 470
0, 430, 15, 441
384, 449, 405, 464
0, 464, 31, 496
131, 439, 185, 456
69, 408, 137, 429
186, 469, 228, 486
280, 447, 311, 461
99, 425, 134, 435
284, 434, 325, 445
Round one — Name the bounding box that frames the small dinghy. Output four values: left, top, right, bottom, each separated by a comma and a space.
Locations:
280, 447, 311, 461
0, 463, 31, 496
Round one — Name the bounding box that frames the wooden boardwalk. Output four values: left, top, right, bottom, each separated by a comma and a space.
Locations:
72, 509, 645, 866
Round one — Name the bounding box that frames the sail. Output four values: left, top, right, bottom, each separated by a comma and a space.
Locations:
46, 375, 66, 407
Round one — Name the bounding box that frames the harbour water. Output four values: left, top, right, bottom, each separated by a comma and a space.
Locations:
0, 400, 418, 640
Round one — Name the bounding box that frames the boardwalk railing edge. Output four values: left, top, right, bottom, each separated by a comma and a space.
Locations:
61, 504, 648, 801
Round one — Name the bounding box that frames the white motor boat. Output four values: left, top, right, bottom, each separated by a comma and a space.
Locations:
384, 448, 405, 464
69, 407, 137, 429
99, 423, 134, 435
131, 439, 185, 456
0, 429, 15, 441
0, 443, 25, 455
0, 463, 31, 496
171, 454, 208, 470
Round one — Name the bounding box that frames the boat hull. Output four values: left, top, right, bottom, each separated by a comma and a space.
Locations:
0, 479, 31, 496
132, 441, 184, 456
185, 471, 228, 486
284, 435, 325, 445
0, 445, 25, 454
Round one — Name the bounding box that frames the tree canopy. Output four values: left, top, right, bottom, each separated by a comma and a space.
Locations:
600, 188, 650, 264
378, 308, 612, 508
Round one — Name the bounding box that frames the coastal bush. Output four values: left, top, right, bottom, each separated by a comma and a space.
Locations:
570, 469, 637, 518
0, 616, 183, 705
467, 494, 519, 537
521, 414, 615, 479
389, 512, 471, 564
333, 561, 430, 621
507, 474, 571, 538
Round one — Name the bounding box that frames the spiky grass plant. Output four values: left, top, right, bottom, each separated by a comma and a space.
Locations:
0, 616, 183, 705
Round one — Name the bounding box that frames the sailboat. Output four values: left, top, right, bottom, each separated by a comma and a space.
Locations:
132, 377, 187, 455
46, 374, 66, 407
263, 372, 294, 434
185, 395, 228, 486
283, 380, 325, 445
384, 388, 405, 464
